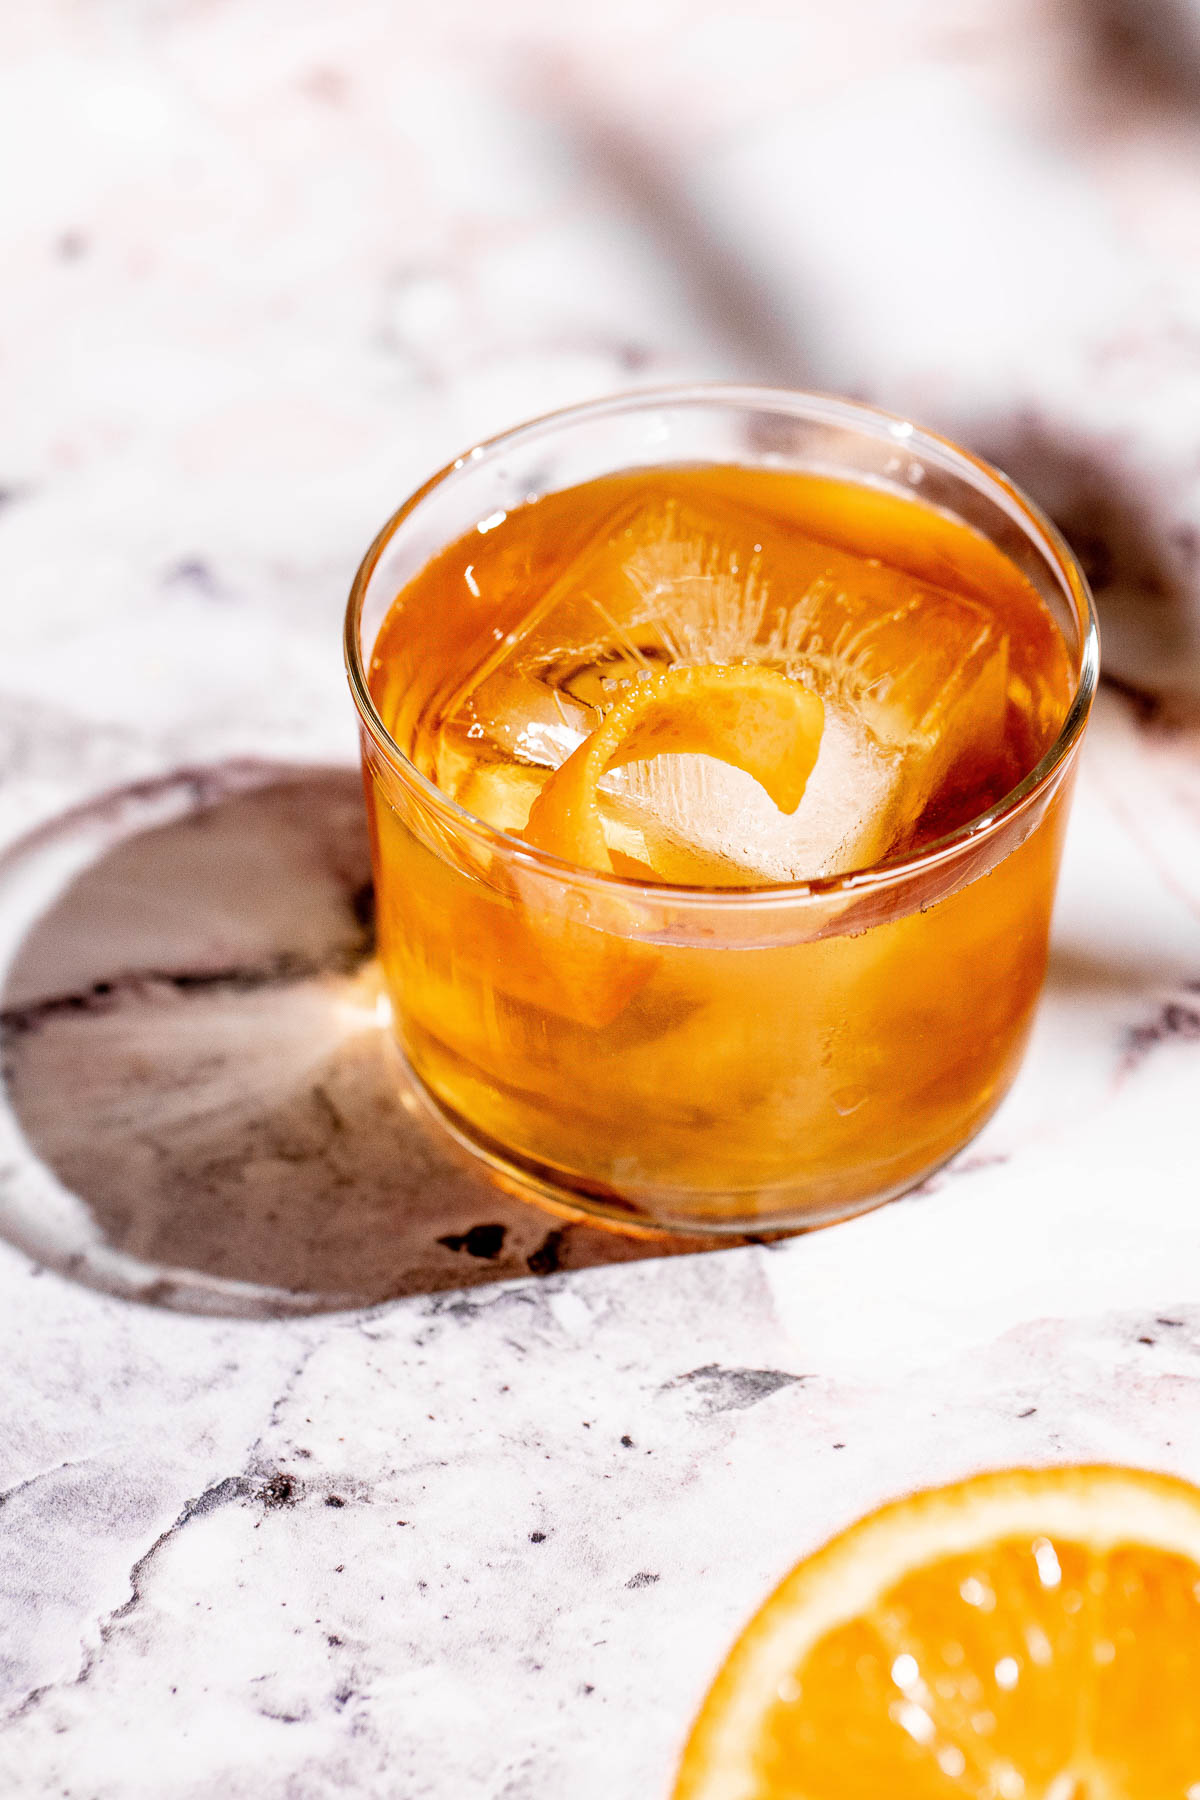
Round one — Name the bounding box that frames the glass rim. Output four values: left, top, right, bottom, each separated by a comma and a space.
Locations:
344, 382, 1099, 908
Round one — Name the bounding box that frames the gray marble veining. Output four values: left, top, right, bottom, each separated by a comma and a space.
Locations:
3, 1, 1200, 1794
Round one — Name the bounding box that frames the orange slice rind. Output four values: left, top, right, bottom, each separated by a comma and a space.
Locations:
523, 664, 825, 876
674, 1464, 1200, 1800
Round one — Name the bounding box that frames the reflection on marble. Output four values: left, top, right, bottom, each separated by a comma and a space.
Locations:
3, 0, 1200, 1794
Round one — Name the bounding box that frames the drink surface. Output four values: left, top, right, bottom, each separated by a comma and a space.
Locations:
370, 466, 1074, 886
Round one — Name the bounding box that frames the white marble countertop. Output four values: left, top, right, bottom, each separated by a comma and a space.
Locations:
3, 2, 1200, 1795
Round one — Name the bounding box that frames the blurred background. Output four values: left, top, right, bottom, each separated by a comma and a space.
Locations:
6, 0, 1200, 823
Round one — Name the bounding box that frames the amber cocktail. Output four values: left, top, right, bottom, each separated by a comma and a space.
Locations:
345, 389, 1096, 1233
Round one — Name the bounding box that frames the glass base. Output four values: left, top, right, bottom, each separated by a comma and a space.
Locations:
402, 1047, 1004, 1241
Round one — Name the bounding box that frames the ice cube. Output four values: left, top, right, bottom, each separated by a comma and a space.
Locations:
607, 697, 905, 881
428, 490, 778, 798
433, 482, 1010, 880
599, 540, 1010, 879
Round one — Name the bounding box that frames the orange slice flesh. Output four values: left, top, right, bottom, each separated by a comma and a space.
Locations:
674, 1466, 1200, 1800
523, 664, 825, 876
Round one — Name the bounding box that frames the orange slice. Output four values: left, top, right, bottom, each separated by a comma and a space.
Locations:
523, 664, 825, 876
674, 1465, 1200, 1800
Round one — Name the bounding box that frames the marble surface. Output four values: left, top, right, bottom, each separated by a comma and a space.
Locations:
3, 1, 1200, 1794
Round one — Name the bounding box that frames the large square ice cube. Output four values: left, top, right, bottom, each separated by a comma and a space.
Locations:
435, 484, 1010, 879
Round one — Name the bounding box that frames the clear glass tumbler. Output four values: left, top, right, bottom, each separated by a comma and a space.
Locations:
345, 387, 1098, 1235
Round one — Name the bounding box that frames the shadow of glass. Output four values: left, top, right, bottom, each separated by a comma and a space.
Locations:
0, 763, 723, 1318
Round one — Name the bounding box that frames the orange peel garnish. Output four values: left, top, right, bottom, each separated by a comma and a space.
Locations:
523, 664, 825, 875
